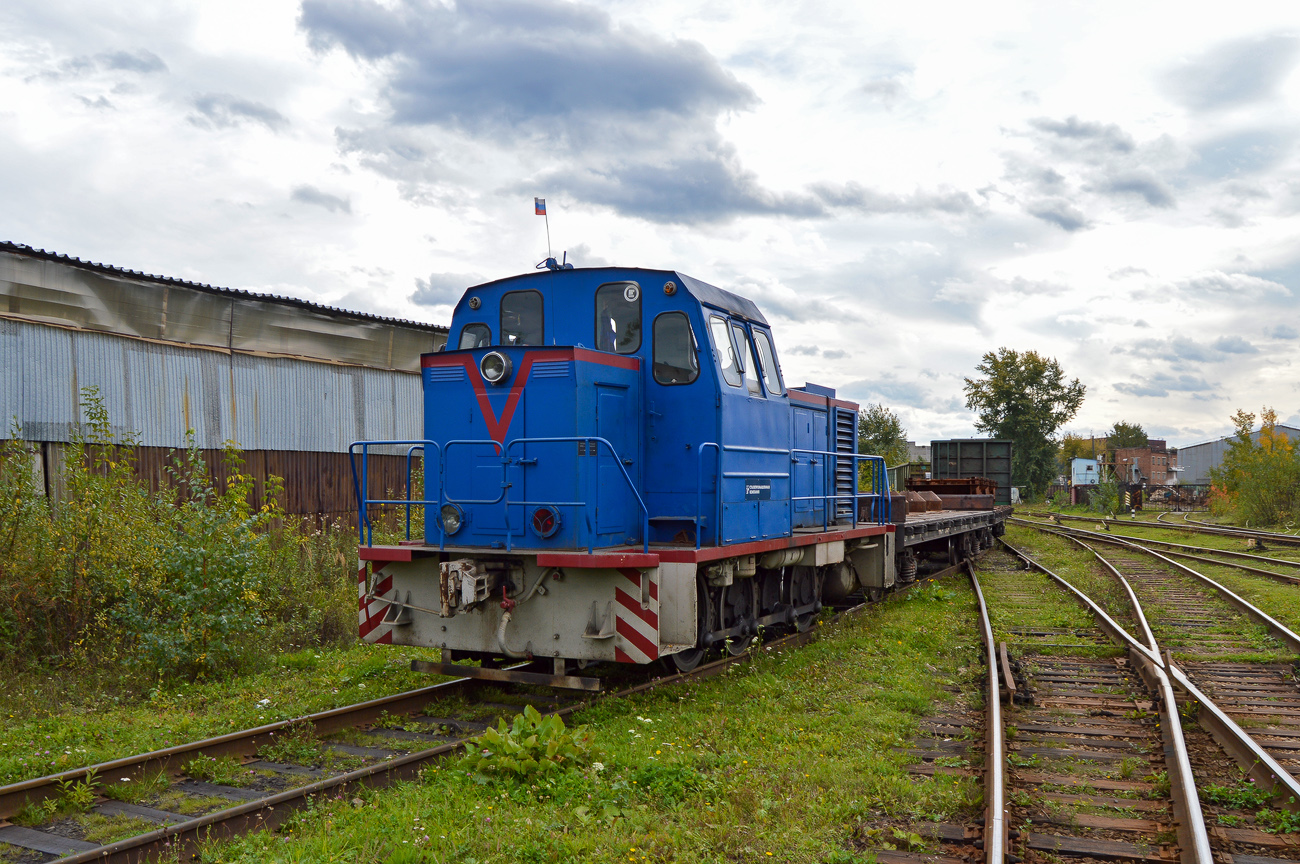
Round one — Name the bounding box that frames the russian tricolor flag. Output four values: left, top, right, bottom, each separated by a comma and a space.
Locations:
534, 197, 546, 215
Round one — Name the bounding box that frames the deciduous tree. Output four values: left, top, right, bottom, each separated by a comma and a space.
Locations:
1107, 421, 1148, 449
963, 348, 1086, 499
857, 403, 909, 467
1210, 407, 1300, 526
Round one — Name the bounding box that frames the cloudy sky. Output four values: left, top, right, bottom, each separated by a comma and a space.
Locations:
3, 0, 1299, 447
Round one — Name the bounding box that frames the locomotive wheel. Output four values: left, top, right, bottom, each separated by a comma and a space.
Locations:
670, 577, 714, 673
790, 566, 819, 632
720, 579, 758, 655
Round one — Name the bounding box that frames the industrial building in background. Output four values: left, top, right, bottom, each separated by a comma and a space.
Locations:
0, 242, 447, 519
1179, 425, 1300, 486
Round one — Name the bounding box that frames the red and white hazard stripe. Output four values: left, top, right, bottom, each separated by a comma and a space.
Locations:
613, 568, 659, 664
357, 563, 395, 644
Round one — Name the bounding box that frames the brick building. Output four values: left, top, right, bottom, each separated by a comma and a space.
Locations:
1114, 439, 1177, 485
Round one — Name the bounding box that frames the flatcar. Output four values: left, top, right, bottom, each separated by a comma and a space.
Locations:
352, 262, 1005, 678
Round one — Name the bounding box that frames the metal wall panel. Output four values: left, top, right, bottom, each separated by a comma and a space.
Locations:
2, 319, 422, 452
1176, 426, 1300, 485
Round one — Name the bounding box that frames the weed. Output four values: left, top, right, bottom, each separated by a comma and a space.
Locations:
183, 755, 246, 786
933, 756, 969, 768
1117, 757, 1146, 780
462, 706, 595, 781
1257, 806, 1300, 834
257, 723, 322, 766
56, 768, 100, 813
1145, 770, 1171, 799
1203, 781, 1270, 810
1218, 814, 1247, 827
102, 770, 170, 803
1007, 753, 1041, 768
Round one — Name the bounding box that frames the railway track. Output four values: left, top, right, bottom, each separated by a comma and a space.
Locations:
0, 564, 978, 864
1020, 511, 1300, 584
996, 522, 1300, 863
1024, 509, 1300, 549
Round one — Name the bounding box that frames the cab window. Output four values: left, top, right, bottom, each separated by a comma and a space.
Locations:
709, 316, 741, 386
731, 322, 762, 396
653, 312, 699, 385
752, 328, 785, 396
500, 290, 543, 345
458, 323, 492, 349
594, 282, 642, 354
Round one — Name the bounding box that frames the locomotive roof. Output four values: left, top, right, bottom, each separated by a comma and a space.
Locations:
464, 266, 769, 326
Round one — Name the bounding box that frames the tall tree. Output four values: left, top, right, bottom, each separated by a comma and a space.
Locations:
963, 348, 1086, 498
858, 403, 909, 467
1107, 421, 1148, 449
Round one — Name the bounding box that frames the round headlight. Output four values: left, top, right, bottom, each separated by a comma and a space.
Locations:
480, 351, 512, 385
440, 504, 463, 536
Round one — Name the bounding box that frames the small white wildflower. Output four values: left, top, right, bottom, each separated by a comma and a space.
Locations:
257, 698, 271, 707
592, 762, 605, 772
120, 777, 131, 782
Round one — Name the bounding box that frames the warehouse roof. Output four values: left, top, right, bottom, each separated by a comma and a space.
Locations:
1, 241, 447, 372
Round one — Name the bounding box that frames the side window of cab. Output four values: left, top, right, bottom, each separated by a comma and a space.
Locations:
709, 316, 741, 387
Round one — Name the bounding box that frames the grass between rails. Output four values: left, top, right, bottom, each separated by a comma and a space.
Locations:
1007, 524, 1292, 662
1002, 525, 1138, 634
0, 644, 446, 787
975, 543, 1120, 659
201, 575, 985, 864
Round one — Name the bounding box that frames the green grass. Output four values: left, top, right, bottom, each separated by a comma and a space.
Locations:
0, 643, 447, 787
199, 574, 986, 863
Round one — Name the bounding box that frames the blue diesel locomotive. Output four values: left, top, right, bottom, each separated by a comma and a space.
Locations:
352, 265, 993, 678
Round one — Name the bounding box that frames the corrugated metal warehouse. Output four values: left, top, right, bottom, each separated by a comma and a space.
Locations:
0, 241, 447, 519
1178, 425, 1300, 485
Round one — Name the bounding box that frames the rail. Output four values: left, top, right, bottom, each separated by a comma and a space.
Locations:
1007, 525, 1300, 815
1000, 538, 1214, 864
964, 561, 1005, 864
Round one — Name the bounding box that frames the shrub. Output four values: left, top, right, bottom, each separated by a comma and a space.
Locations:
1210, 408, 1300, 528
0, 388, 360, 683
462, 706, 595, 780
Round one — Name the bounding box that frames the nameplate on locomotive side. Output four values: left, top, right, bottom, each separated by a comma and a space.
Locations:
744, 478, 772, 500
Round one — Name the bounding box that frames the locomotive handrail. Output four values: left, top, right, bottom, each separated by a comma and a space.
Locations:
503, 436, 650, 554
348, 440, 443, 547
695, 442, 722, 550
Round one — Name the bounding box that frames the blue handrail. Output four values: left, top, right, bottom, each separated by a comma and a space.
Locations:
352, 437, 890, 551
502, 436, 650, 554
348, 440, 443, 547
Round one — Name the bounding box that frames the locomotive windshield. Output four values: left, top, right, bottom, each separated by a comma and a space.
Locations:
594, 282, 642, 354
458, 323, 491, 349
652, 312, 699, 385
500, 290, 543, 345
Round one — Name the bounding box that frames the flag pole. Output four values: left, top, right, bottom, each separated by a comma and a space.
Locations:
545, 211, 552, 260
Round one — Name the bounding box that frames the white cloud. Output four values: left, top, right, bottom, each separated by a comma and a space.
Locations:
1, 0, 1299, 446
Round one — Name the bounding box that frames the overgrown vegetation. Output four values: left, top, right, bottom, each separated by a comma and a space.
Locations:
0, 388, 357, 684
1209, 407, 1300, 528
462, 705, 595, 780
203, 575, 985, 863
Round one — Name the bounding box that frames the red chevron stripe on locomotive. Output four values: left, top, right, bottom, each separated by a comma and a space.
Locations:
357, 564, 395, 644
613, 568, 659, 663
